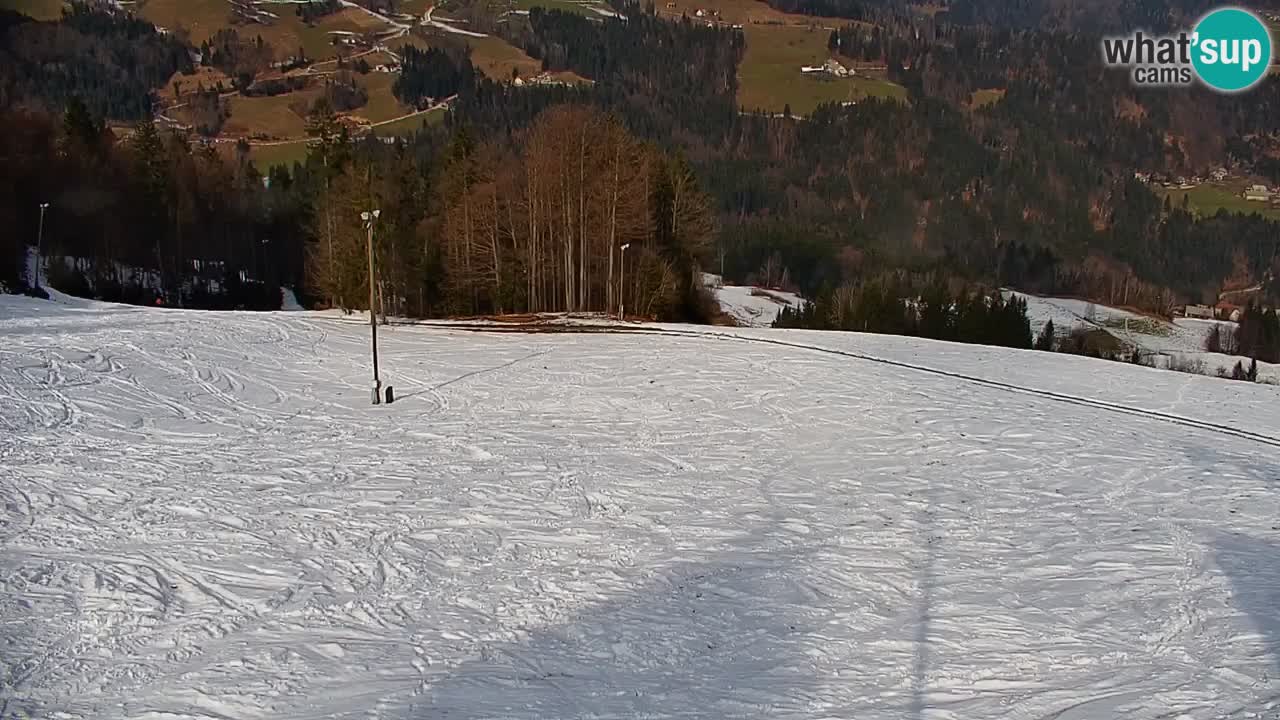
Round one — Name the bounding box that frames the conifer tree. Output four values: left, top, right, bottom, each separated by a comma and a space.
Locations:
1035, 320, 1055, 351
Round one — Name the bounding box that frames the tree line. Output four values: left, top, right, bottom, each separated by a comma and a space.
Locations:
0, 100, 307, 307
1206, 304, 1280, 364
302, 103, 718, 320
297, 0, 342, 24
774, 276, 1034, 350
394, 46, 474, 108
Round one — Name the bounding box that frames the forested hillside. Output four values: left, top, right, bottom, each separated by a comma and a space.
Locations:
0, 2, 192, 121
1, 0, 1278, 329
764, 0, 1280, 31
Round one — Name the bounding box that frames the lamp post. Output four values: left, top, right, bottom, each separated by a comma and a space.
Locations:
36, 202, 49, 289
260, 238, 270, 288
361, 209, 384, 405
618, 243, 631, 321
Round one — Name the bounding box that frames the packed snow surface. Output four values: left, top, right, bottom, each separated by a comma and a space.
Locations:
3, 294, 1280, 719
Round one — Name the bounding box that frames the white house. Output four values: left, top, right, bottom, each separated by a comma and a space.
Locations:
1244, 184, 1272, 202
1211, 167, 1229, 182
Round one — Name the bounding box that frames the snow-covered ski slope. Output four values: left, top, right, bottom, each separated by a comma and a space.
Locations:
3, 294, 1280, 720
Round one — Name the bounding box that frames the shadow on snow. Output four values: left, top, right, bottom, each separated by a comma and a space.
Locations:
411, 547, 828, 718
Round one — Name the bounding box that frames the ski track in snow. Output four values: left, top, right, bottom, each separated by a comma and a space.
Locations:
2, 296, 1280, 719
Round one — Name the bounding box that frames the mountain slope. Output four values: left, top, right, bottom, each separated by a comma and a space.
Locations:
1012, 291, 1280, 382
2, 295, 1280, 718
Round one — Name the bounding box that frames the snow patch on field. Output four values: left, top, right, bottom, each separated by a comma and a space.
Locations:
706, 276, 805, 327
280, 286, 304, 311
1009, 291, 1280, 382
3, 295, 1280, 718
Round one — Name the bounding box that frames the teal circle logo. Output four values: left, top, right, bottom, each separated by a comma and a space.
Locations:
1191, 7, 1273, 92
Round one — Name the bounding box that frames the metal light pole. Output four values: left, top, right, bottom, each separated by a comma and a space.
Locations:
361, 209, 384, 405
36, 202, 49, 289
618, 243, 631, 321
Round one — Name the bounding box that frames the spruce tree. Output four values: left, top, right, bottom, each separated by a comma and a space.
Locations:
1232, 361, 1247, 381
1035, 320, 1055, 351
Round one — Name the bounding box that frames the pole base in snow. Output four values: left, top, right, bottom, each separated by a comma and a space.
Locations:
384, 386, 395, 405
371, 386, 381, 405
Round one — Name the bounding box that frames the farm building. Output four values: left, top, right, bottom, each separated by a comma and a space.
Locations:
1244, 184, 1272, 201
800, 60, 850, 77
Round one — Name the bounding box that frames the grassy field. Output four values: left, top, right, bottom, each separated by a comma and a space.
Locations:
135, 0, 228, 44
223, 88, 320, 139
245, 106, 445, 171
0, 0, 64, 19
468, 34, 543, 81
265, 10, 386, 63
137, 0, 392, 61
655, 0, 845, 25
246, 140, 311, 171
851, 75, 907, 101
1157, 182, 1280, 221
738, 24, 905, 115
158, 66, 233, 106
355, 71, 411, 123
970, 88, 1005, 109
371, 106, 446, 137
387, 32, 433, 52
